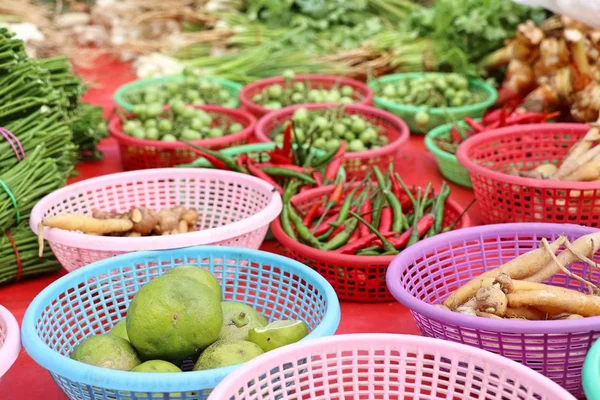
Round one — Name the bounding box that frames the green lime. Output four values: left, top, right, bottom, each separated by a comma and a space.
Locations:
71, 334, 141, 371
248, 320, 309, 352
166, 265, 221, 301
131, 360, 182, 373
219, 302, 267, 341
126, 274, 223, 363
193, 340, 264, 371
109, 320, 129, 341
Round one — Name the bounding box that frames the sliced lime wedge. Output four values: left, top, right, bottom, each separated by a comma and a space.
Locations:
248, 320, 309, 352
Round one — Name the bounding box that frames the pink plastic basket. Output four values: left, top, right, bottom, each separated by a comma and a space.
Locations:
109, 105, 257, 170
0, 305, 20, 380
208, 334, 575, 400
255, 104, 409, 178
456, 123, 600, 226
386, 223, 600, 398
239, 74, 374, 118
30, 168, 282, 272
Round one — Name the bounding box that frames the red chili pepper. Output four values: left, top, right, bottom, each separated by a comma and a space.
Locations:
379, 207, 392, 232
268, 152, 293, 164
358, 198, 372, 237
282, 122, 293, 158
329, 182, 344, 203
313, 214, 339, 236
312, 171, 323, 186
237, 154, 248, 169
463, 117, 485, 133
303, 200, 323, 226
299, 185, 311, 193
246, 158, 283, 194
544, 111, 561, 121
390, 176, 402, 199
398, 194, 412, 213
504, 113, 546, 125
450, 126, 462, 143
324, 142, 346, 181
317, 204, 342, 216
482, 109, 502, 125
349, 228, 360, 242
499, 105, 507, 128
328, 222, 346, 240
336, 231, 394, 254
189, 147, 228, 170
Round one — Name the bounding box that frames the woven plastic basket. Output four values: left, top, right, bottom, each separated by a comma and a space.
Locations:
114, 75, 242, 112
29, 169, 282, 272
369, 73, 498, 133
208, 333, 575, 400
109, 105, 256, 170
21, 246, 341, 400
255, 104, 409, 178
386, 223, 600, 397
457, 123, 600, 226
271, 182, 471, 302
0, 305, 20, 380
239, 74, 374, 118
425, 121, 473, 188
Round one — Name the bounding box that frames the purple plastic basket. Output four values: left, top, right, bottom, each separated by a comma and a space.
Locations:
386, 223, 600, 398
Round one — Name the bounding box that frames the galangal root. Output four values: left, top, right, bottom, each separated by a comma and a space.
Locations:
38, 206, 200, 256
512, 122, 600, 182
440, 231, 600, 320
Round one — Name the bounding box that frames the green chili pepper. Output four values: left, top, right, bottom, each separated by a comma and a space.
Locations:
310, 142, 341, 168
322, 217, 359, 250
349, 211, 397, 254
315, 181, 362, 239
371, 190, 385, 230
356, 249, 381, 256
280, 181, 301, 241
429, 182, 451, 236
288, 204, 322, 248
394, 172, 416, 207
260, 167, 316, 184
407, 189, 425, 247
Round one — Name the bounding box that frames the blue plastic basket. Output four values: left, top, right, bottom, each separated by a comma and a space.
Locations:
584, 337, 600, 400
21, 246, 341, 399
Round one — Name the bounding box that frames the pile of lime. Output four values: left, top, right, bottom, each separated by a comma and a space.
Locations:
124, 69, 237, 109
375, 74, 484, 109
121, 104, 244, 142
272, 106, 388, 153
251, 70, 358, 110
70, 265, 309, 374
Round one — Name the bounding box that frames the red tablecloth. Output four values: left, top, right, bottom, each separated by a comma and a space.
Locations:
0, 58, 480, 399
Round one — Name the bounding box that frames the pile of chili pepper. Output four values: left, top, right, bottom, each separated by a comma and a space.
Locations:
279, 164, 468, 256
181, 122, 345, 194
435, 107, 561, 155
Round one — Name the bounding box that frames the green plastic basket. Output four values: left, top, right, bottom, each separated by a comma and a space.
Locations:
114, 75, 242, 112
369, 73, 498, 133
424, 121, 472, 188
584, 337, 600, 400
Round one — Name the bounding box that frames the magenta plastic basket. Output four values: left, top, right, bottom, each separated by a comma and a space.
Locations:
386, 223, 600, 398
29, 169, 282, 272
0, 305, 20, 380
208, 334, 575, 400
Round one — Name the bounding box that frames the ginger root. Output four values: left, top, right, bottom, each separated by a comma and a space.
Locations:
475, 287, 508, 317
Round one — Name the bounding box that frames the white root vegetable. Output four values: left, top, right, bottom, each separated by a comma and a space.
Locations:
507, 290, 600, 317
474, 287, 508, 317
42, 214, 133, 234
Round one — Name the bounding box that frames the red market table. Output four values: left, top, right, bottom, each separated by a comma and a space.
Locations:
0, 59, 481, 399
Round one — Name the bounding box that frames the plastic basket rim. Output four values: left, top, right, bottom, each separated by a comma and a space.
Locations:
386, 222, 600, 334
29, 168, 282, 252
207, 333, 576, 400
368, 73, 498, 115
271, 182, 472, 265
239, 74, 374, 116
254, 103, 410, 160
456, 123, 600, 190
583, 337, 600, 399
20, 246, 341, 392
0, 304, 20, 378
108, 104, 257, 150
113, 75, 242, 112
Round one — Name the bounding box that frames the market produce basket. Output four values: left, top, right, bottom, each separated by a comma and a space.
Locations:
109, 105, 256, 170
457, 123, 600, 226
584, 337, 600, 400
114, 75, 241, 112
21, 246, 341, 400
30, 169, 282, 272
239, 74, 374, 118
255, 104, 410, 178
369, 73, 497, 133
271, 182, 471, 302
0, 304, 20, 380
386, 223, 600, 397
425, 121, 472, 188
208, 333, 575, 400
